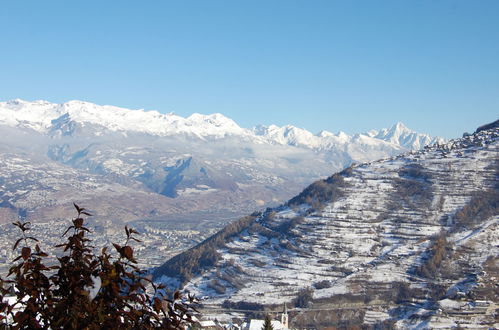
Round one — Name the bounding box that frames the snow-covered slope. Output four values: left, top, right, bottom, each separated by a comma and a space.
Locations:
154, 123, 499, 328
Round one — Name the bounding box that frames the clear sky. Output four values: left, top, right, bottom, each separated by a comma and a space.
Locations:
0, 1, 498, 138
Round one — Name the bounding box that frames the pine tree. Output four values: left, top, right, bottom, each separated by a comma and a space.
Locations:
262, 314, 274, 330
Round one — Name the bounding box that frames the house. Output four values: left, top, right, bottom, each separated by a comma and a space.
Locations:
241, 304, 289, 330
241, 319, 287, 330
198, 320, 221, 329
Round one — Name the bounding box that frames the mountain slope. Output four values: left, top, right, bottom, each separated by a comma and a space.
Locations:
0, 99, 446, 278
0, 99, 443, 227
154, 122, 498, 328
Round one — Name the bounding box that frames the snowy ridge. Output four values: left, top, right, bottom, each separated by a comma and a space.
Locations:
0, 99, 247, 139
0, 99, 442, 150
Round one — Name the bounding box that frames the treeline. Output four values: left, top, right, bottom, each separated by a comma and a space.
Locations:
413, 232, 452, 280
453, 190, 499, 230
453, 160, 498, 230
288, 167, 351, 210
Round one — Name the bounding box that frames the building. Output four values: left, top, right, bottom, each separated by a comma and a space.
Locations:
241, 304, 289, 330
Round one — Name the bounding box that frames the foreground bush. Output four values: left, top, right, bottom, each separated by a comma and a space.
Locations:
0, 204, 197, 329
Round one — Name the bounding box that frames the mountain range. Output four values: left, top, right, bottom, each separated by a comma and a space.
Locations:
0, 99, 442, 246
0, 99, 443, 231
1, 99, 439, 150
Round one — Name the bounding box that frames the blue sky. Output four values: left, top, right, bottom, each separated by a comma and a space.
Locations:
0, 1, 498, 138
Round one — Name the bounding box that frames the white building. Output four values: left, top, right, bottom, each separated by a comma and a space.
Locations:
241, 304, 289, 330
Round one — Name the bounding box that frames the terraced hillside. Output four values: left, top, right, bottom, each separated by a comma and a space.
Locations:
154, 122, 498, 328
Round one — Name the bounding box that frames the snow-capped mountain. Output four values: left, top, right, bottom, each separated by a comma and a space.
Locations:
367, 121, 439, 150
0, 99, 442, 150
154, 122, 499, 328
0, 99, 248, 139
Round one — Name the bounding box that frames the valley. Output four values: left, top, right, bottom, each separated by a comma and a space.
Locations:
0, 100, 441, 279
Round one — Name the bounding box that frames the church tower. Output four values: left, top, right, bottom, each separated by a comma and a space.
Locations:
281, 303, 289, 329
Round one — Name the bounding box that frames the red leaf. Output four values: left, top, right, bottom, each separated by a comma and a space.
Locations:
113, 243, 122, 253
21, 247, 31, 260
73, 218, 84, 228
153, 297, 162, 312
123, 246, 134, 260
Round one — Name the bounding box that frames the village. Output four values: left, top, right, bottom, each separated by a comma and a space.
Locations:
0, 218, 215, 277
193, 305, 290, 330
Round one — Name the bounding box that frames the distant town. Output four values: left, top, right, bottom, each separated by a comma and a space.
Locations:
0, 218, 218, 276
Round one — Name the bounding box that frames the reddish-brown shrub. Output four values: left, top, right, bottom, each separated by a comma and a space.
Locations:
0, 204, 197, 329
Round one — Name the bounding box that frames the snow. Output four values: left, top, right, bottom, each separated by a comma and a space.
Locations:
243, 319, 287, 330
199, 320, 217, 327
0, 99, 442, 152
439, 299, 466, 310
177, 186, 218, 196
84, 275, 102, 301
0, 99, 250, 139
162, 126, 499, 327
371, 121, 444, 149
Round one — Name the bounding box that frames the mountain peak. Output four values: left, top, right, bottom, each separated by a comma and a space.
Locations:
63, 100, 89, 106
7, 98, 26, 105
317, 130, 334, 138
0, 99, 247, 138
391, 121, 409, 131
187, 112, 239, 127
372, 122, 443, 149
384, 122, 412, 137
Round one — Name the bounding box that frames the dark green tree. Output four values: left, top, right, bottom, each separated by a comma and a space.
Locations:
261, 314, 274, 330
